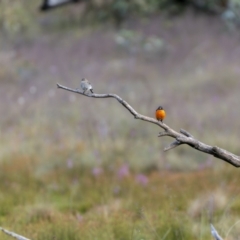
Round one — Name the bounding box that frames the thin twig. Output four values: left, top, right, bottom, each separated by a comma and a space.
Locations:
180, 129, 194, 138
57, 83, 240, 167
164, 140, 182, 152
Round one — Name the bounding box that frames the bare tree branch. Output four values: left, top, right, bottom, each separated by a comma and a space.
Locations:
0, 227, 31, 240
210, 224, 223, 240
57, 83, 240, 167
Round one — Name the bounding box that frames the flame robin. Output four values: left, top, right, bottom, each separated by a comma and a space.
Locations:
80, 78, 93, 94
156, 106, 166, 122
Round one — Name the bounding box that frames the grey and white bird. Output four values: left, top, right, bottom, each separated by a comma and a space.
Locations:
80, 78, 93, 94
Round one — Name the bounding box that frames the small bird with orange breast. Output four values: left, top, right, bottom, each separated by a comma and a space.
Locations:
155, 106, 166, 122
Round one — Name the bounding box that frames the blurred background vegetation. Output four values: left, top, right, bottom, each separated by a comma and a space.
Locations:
1, 0, 240, 239
1, 0, 240, 37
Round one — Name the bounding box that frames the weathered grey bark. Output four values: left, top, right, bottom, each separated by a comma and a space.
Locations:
210, 224, 223, 240
0, 227, 31, 240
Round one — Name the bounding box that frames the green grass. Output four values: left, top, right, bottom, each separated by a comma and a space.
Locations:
0, 159, 240, 239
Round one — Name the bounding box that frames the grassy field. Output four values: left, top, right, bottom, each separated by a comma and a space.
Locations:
1, 8, 240, 240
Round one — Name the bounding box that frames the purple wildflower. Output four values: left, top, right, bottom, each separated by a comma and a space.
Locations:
136, 174, 148, 186
117, 164, 130, 179
92, 167, 103, 177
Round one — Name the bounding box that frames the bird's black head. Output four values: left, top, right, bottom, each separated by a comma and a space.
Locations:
157, 106, 163, 110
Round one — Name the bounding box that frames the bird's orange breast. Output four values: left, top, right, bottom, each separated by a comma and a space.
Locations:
156, 109, 166, 121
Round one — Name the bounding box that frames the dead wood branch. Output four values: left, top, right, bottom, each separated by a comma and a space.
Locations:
0, 226, 31, 240
57, 83, 240, 168
210, 224, 223, 240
